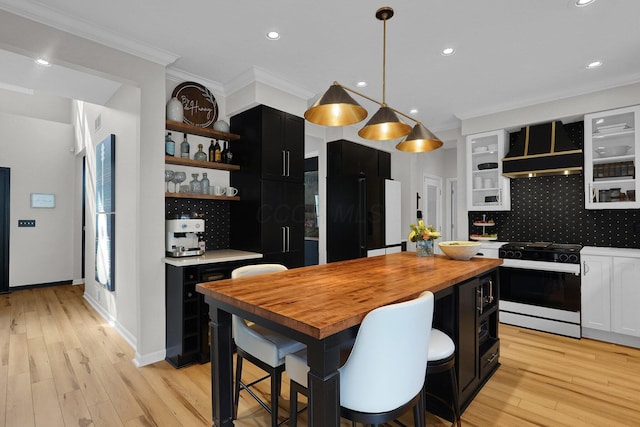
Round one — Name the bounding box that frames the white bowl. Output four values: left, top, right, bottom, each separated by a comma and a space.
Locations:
439, 241, 481, 260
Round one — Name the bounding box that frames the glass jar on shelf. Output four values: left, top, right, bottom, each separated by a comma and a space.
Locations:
189, 173, 202, 194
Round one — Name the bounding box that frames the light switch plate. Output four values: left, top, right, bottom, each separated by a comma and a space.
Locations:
18, 219, 36, 227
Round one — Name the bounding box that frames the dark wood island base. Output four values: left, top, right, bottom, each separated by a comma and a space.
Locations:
198, 252, 503, 426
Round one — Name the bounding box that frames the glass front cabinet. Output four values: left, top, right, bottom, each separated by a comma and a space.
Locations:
584, 106, 639, 209
466, 130, 511, 211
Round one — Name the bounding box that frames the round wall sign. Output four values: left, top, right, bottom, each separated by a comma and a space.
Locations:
171, 82, 218, 128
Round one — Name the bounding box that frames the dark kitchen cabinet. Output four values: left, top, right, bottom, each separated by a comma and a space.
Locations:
165, 264, 218, 368
231, 104, 304, 183
327, 139, 391, 179
457, 270, 500, 409
165, 260, 256, 368
430, 269, 500, 420
230, 105, 305, 268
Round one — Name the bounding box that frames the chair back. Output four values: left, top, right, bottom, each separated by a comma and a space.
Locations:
231, 264, 289, 364
231, 263, 288, 278
339, 291, 434, 413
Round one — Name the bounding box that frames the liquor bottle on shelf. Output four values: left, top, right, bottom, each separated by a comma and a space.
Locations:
214, 140, 222, 162
201, 173, 210, 194
180, 133, 190, 159
221, 140, 230, 164
165, 132, 175, 156
194, 144, 207, 161
208, 140, 216, 162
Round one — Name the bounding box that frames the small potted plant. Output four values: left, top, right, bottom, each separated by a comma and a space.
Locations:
408, 220, 441, 257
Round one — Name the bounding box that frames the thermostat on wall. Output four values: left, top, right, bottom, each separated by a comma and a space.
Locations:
31, 193, 55, 208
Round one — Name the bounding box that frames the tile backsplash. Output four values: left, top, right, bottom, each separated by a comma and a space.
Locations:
165, 199, 230, 250
468, 121, 640, 248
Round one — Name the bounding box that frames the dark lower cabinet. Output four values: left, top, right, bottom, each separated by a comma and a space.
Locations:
430, 268, 500, 419
165, 260, 254, 368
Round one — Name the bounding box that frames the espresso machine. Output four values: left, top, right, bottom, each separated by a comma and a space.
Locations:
166, 218, 205, 257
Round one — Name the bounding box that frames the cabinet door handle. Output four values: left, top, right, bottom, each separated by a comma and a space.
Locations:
286, 151, 291, 177
488, 279, 494, 304
281, 227, 287, 253
477, 287, 483, 314
282, 150, 287, 177
487, 352, 498, 363
583, 261, 589, 275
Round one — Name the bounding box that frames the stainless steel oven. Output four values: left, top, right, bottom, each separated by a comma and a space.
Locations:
499, 242, 582, 338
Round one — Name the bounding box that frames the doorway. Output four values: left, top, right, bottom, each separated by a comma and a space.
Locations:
1, 167, 9, 293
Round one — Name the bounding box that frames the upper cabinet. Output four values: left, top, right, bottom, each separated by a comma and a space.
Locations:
466, 130, 511, 211
584, 106, 639, 209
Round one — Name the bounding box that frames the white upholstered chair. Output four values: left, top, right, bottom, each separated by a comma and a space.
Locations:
231, 264, 305, 427
286, 291, 434, 426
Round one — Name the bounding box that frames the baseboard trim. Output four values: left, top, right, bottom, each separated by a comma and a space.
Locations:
83, 292, 137, 351
9, 279, 73, 291
133, 349, 166, 367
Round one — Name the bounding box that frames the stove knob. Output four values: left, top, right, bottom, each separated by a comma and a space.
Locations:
513, 251, 522, 259
559, 253, 569, 262
568, 254, 579, 263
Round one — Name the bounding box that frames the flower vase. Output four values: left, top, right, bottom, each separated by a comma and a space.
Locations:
416, 239, 434, 257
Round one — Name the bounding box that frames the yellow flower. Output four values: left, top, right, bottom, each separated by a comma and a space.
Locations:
408, 221, 440, 242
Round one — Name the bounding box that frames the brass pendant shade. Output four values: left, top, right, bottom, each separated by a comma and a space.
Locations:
304, 83, 368, 126
396, 123, 444, 152
358, 105, 412, 140
303, 6, 442, 153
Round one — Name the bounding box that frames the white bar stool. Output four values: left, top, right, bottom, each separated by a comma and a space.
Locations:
426, 328, 461, 427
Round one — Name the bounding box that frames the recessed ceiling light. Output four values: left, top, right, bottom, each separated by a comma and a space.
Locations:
409, 109, 419, 115
575, 0, 595, 7
34, 58, 51, 66
266, 31, 280, 40
586, 60, 602, 69
441, 47, 455, 56
355, 81, 368, 88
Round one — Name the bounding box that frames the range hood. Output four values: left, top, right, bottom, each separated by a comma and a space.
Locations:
502, 121, 583, 178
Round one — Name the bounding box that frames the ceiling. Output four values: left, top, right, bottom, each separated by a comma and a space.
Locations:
1, 0, 640, 134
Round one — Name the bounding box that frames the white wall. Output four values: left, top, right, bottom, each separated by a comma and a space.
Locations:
0, 107, 74, 286
73, 84, 141, 345
0, 9, 167, 366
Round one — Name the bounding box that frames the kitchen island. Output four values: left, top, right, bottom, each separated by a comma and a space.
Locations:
197, 252, 503, 426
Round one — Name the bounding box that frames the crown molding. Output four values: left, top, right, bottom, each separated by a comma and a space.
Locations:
165, 67, 224, 95
456, 73, 640, 122
225, 66, 315, 101
0, 0, 179, 66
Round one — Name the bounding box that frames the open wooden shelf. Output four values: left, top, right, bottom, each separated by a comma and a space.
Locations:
165, 192, 240, 201
165, 120, 240, 140
165, 156, 240, 171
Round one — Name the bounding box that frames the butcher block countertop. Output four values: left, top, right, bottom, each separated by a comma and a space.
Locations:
196, 252, 502, 339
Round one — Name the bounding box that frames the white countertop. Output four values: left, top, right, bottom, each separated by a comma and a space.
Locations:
164, 249, 263, 267
581, 246, 640, 258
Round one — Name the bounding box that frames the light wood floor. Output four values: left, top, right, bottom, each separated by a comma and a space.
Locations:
1, 285, 640, 426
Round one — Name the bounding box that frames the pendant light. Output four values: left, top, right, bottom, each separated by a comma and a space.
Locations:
304, 6, 442, 152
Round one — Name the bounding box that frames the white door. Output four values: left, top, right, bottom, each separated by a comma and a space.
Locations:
423, 174, 443, 251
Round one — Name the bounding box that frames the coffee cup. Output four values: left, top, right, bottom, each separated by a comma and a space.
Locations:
211, 186, 225, 196
474, 176, 483, 189
226, 186, 239, 197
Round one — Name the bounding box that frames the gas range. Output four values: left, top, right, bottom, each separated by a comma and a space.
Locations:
499, 241, 582, 264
